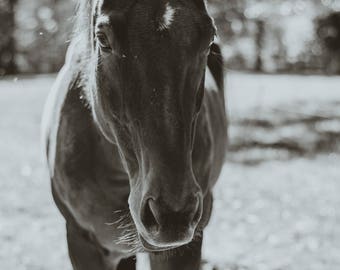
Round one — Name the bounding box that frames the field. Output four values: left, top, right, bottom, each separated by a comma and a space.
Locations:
0, 73, 340, 270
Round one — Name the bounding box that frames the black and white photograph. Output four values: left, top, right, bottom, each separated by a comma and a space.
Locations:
1, 0, 340, 269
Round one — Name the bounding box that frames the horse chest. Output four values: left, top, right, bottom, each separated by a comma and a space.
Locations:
51, 85, 134, 252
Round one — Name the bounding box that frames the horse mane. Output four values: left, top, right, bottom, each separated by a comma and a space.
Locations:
70, 0, 96, 108
73, 0, 92, 46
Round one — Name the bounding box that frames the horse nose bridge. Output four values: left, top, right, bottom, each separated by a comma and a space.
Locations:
161, 190, 201, 214
163, 180, 201, 210
143, 170, 202, 211
140, 188, 202, 231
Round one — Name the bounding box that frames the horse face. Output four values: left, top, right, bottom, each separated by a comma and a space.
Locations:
89, 0, 216, 250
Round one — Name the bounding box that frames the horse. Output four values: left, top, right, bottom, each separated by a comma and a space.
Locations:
41, 0, 227, 269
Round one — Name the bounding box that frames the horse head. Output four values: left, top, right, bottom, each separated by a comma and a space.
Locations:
84, 0, 216, 251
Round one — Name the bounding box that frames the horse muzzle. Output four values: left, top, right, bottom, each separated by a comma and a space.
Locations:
137, 191, 203, 250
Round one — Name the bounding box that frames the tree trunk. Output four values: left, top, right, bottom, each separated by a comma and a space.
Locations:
0, 0, 17, 75
255, 19, 265, 72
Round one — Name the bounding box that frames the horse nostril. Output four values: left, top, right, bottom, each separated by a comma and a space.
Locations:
141, 199, 160, 232
141, 194, 202, 235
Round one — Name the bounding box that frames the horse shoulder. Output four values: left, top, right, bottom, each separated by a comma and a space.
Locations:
41, 43, 131, 251
41, 39, 82, 178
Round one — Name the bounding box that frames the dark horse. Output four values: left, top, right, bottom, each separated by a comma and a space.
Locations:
42, 0, 227, 269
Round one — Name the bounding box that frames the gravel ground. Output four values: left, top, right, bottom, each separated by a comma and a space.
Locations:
0, 73, 339, 270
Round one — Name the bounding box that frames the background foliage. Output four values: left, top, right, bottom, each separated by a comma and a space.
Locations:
1, 0, 340, 75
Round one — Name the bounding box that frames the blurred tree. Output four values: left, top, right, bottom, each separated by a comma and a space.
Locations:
0, 0, 17, 75
207, 0, 247, 39
254, 19, 265, 71
316, 12, 340, 74
317, 12, 340, 51
15, 0, 75, 73
1, 0, 339, 75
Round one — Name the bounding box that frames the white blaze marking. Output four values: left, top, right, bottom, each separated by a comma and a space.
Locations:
159, 3, 175, 30
205, 67, 219, 92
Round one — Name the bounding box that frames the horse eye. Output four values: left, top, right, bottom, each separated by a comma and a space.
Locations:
96, 32, 111, 52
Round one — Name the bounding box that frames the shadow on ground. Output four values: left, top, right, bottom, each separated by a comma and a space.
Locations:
228, 101, 340, 165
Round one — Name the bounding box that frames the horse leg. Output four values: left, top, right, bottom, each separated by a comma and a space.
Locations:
149, 237, 202, 270
66, 222, 120, 270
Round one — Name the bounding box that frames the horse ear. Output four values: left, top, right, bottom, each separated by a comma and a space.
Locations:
193, 0, 208, 11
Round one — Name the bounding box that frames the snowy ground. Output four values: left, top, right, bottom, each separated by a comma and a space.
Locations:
0, 73, 340, 270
